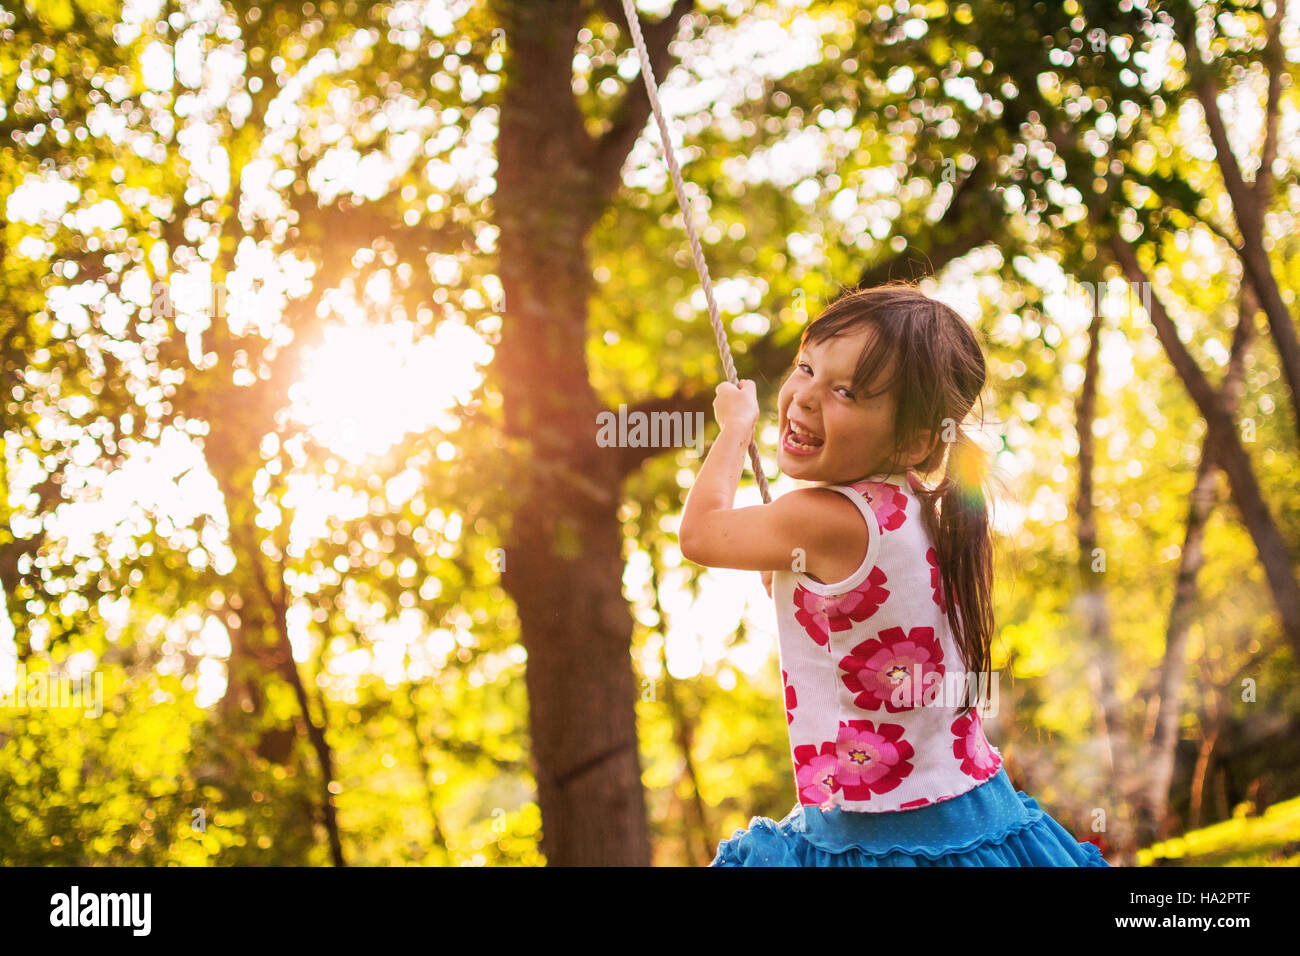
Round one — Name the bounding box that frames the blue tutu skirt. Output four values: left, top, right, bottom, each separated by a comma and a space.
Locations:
710, 766, 1109, 867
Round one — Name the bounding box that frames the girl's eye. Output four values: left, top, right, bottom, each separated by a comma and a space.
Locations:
795, 362, 852, 398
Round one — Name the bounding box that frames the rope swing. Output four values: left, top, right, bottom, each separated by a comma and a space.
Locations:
618, 0, 773, 504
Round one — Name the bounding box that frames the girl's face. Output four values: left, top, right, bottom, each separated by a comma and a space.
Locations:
777, 328, 925, 484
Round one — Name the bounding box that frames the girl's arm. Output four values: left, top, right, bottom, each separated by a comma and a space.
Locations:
679, 381, 867, 580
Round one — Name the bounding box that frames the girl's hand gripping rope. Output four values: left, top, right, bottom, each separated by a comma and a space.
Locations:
713, 379, 759, 435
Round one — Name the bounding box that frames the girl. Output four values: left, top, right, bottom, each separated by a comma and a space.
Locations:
679, 282, 1109, 867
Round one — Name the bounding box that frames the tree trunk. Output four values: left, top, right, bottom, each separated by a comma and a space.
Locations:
1188, 720, 1220, 831
205, 392, 346, 865
492, 0, 652, 865
406, 706, 452, 865
1136, 291, 1255, 847
1072, 295, 1135, 864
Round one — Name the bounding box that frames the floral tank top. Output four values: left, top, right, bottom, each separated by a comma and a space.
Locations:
771, 469, 1003, 813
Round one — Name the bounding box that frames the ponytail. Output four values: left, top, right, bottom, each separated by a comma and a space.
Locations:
916, 428, 995, 719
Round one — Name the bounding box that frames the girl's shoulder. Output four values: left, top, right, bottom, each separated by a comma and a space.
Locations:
773, 485, 874, 555
773, 485, 872, 532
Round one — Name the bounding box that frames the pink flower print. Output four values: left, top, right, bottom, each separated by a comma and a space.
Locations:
899, 797, 931, 810
951, 710, 1001, 781
838, 625, 945, 712
834, 720, 914, 801
850, 480, 908, 532
782, 669, 797, 725
793, 742, 840, 806
926, 547, 947, 614
792, 566, 889, 646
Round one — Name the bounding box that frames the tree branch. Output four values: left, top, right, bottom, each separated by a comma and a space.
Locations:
589, 0, 696, 208
1256, 1, 1283, 215
613, 388, 713, 476
1195, 76, 1265, 256
1195, 69, 1300, 434
288, 192, 473, 264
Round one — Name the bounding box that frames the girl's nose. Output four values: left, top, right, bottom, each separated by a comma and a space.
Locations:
792, 381, 817, 409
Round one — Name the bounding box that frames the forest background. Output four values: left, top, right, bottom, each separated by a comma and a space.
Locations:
2, 0, 1298, 866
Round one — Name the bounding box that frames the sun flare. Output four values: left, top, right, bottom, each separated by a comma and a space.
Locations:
289, 320, 492, 461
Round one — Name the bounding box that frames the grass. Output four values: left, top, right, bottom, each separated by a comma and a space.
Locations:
1138, 792, 1300, 866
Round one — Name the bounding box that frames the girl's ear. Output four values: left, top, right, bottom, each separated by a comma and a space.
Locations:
902, 428, 938, 467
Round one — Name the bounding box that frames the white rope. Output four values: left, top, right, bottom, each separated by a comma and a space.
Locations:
618, 0, 772, 503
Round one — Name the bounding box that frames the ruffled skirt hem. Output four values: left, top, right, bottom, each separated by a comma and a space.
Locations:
709, 770, 1110, 867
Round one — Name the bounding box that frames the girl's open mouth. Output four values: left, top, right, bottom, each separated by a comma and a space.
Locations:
782, 420, 824, 456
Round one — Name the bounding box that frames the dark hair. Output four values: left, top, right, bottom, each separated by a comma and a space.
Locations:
797, 280, 1001, 717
